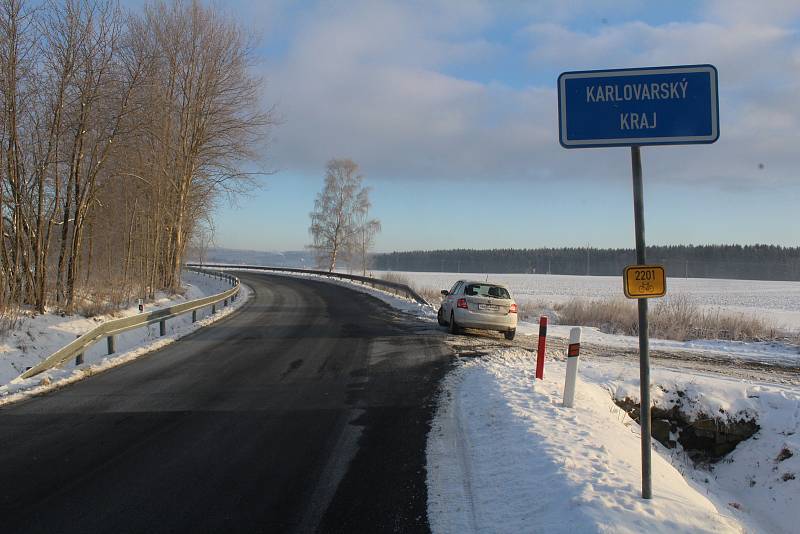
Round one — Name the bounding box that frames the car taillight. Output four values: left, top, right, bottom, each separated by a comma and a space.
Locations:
457, 298, 468, 309
509, 303, 518, 314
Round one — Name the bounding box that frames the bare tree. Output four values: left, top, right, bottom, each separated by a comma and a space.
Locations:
309, 158, 379, 273
0, 0, 273, 320
133, 0, 273, 291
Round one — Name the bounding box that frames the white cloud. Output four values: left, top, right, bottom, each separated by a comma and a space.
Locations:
526, 12, 800, 187
258, 0, 800, 188
527, 20, 793, 86
703, 0, 800, 25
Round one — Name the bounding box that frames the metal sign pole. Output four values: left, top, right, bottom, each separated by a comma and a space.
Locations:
631, 145, 652, 499
559, 63, 720, 502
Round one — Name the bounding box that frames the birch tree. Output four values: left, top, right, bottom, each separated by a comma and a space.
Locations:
309, 158, 380, 273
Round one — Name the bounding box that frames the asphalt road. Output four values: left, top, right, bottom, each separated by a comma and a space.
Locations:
0, 272, 451, 533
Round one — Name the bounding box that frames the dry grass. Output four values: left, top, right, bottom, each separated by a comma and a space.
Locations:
379, 272, 412, 286
416, 287, 444, 306
379, 273, 445, 306
515, 297, 559, 323
73, 280, 141, 318
381, 273, 450, 308
557, 298, 638, 336
75, 294, 125, 318
555, 293, 781, 342
0, 309, 19, 337
653, 294, 777, 341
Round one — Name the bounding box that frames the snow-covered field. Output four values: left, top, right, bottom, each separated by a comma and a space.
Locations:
0, 271, 248, 403
374, 271, 800, 332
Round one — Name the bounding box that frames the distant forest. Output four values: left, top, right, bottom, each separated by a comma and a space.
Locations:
372, 245, 800, 281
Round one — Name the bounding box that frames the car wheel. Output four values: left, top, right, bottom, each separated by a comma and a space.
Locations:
504, 329, 516, 341
437, 307, 447, 326
449, 311, 460, 335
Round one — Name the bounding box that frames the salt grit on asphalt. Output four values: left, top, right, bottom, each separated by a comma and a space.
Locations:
426, 348, 755, 533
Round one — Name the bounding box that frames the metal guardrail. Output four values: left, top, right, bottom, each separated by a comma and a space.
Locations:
188, 264, 430, 306
16, 268, 241, 381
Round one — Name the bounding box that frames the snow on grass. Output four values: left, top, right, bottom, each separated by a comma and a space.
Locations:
426, 348, 752, 533
0, 272, 249, 405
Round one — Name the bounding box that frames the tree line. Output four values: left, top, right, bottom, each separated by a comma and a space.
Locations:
0, 0, 271, 320
373, 245, 800, 281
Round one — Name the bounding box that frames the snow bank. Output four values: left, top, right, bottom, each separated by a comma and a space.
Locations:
582, 361, 800, 534
427, 349, 751, 533
0, 272, 249, 405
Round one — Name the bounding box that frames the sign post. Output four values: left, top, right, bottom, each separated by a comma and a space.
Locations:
558, 64, 719, 500
630, 145, 652, 499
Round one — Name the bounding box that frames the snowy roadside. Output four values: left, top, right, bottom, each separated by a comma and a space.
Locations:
236, 268, 796, 533
425, 348, 775, 533
581, 356, 800, 534
0, 271, 251, 406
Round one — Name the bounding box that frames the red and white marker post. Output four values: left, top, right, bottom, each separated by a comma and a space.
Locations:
535, 316, 547, 379
562, 327, 582, 407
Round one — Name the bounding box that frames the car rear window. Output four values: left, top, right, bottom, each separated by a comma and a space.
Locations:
464, 284, 510, 299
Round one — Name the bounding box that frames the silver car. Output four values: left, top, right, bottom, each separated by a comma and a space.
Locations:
437, 280, 518, 340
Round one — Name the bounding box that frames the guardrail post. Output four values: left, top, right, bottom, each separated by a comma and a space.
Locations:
74, 334, 83, 365
107, 335, 116, 355
224, 298, 228, 307
211, 303, 216, 314
192, 310, 197, 322
160, 319, 166, 336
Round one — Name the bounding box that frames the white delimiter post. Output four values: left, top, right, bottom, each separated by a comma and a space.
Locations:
562, 327, 582, 407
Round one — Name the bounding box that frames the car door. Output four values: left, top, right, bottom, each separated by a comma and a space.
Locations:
444, 281, 462, 316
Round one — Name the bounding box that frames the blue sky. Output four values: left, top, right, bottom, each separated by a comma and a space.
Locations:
179, 0, 800, 252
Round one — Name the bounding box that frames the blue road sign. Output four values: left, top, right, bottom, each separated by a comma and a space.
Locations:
558, 64, 719, 148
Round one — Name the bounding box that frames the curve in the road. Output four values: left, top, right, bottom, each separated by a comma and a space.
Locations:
0, 272, 451, 533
